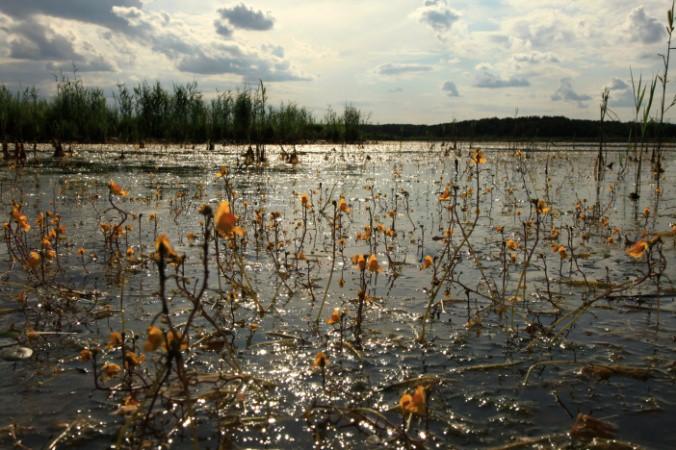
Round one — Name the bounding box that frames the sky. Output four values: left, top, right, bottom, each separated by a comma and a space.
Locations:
0, 0, 674, 124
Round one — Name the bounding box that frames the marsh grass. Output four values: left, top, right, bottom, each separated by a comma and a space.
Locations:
0, 78, 365, 146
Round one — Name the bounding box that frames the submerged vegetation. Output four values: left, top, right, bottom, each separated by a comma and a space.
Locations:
0, 2, 675, 449
0, 140, 673, 449
0, 79, 366, 145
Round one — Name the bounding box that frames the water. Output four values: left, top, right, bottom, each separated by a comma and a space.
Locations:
0, 142, 674, 449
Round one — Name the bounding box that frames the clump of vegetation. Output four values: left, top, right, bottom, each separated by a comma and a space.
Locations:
0, 3, 675, 449
0, 78, 366, 146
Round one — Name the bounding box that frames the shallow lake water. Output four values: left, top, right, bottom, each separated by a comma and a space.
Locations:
0, 142, 674, 449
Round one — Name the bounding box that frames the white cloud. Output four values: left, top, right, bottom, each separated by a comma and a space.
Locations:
511, 18, 573, 49
109, 6, 304, 81
512, 51, 559, 64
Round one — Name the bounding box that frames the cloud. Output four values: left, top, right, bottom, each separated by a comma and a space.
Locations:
512, 51, 559, 64
415, 0, 460, 37
218, 3, 274, 31
47, 56, 114, 73
0, 2, 294, 84
112, 7, 196, 58
0, 0, 142, 31
0, 61, 63, 89
474, 64, 529, 88
110, 7, 304, 81
489, 34, 512, 47
510, 15, 575, 49
605, 77, 634, 108
624, 7, 663, 44
214, 19, 234, 39
376, 63, 433, 76
551, 78, 591, 107
606, 77, 628, 91
177, 45, 308, 82
8, 19, 81, 61
4, 16, 115, 72
608, 88, 635, 108
442, 81, 459, 97
262, 44, 284, 58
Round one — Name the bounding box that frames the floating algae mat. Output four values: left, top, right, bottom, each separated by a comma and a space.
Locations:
0, 142, 674, 449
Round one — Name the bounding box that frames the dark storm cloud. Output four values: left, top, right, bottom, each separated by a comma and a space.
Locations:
218, 4, 275, 31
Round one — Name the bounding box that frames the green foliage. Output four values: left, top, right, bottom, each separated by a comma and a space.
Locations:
49, 77, 109, 141
0, 77, 367, 145
323, 107, 342, 143
269, 102, 314, 142
343, 105, 364, 143
233, 90, 253, 142
0, 86, 49, 142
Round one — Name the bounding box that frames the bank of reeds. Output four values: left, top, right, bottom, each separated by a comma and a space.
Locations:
0, 78, 366, 145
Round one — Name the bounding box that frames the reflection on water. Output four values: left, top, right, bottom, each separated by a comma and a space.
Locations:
0, 142, 674, 449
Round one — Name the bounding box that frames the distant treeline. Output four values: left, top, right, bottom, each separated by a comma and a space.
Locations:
0, 78, 365, 144
364, 116, 676, 142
